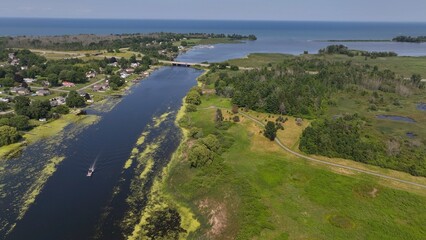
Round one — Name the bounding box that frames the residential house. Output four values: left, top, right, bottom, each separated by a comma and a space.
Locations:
108, 62, 119, 67
120, 72, 130, 79
36, 89, 51, 96
50, 97, 66, 107
21, 66, 28, 70
8, 53, 15, 60
130, 62, 140, 68
92, 83, 109, 92
24, 78, 37, 84
125, 68, 135, 74
11, 87, 30, 96
10, 59, 20, 66
0, 98, 10, 103
62, 81, 75, 87
86, 70, 97, 79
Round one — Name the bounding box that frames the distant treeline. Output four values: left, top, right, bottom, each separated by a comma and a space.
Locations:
0, 32, 256, 52
392, 35, 426, 43
319, 45, 398, 58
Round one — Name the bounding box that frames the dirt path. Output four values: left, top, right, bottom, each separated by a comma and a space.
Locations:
203, 106, 426, 190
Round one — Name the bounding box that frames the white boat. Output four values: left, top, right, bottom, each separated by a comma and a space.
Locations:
87, 167, 95, 177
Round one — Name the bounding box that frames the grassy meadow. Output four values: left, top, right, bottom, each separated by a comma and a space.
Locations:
165, 95, 426, 239
227, 53, 426, 77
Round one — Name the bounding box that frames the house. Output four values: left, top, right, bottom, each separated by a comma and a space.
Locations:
50, 97, 66, 107
130, 62, 140, 68
21, 66, 28, 70
108, 62, 119, 67
11, 87, 30, 95
10, 59, 20, 66
36, 89, 51, 96
42, 81, 50, 87
125, 68, 135, 74
120, 72, 130, 79
86, 70, 97, 79
62, 81, 75, 87
92, 83, 109, 92
39, 118, 47, 122
0, 98, 10, 103
24, 78, 37, 84
8, 53, 15, 60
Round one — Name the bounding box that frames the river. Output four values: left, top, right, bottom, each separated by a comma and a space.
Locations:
1, 67, 203, 240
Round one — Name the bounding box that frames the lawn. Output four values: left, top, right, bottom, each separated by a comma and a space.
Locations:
165, 95, 426, 240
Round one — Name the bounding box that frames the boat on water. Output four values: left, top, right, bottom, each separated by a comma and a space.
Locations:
87, 167, 95, 177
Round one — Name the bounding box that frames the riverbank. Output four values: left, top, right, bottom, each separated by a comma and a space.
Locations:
161, 92, 426, 239
0, 113, 100, 160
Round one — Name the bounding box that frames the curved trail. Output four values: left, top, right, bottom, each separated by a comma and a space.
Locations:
205, 106, 426, 190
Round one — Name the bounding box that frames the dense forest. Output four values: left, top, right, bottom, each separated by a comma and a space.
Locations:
213, 58, 420, 117
300, 114, 425, 176
319, 44, 398, 58
392, 35, 426, 43
210, 57, 425, 176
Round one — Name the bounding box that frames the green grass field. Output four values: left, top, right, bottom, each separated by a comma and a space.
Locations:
165, 95, 426, 239
227, 53, 426, 77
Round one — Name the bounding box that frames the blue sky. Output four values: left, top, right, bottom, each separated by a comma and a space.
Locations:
1, 0, 426, 22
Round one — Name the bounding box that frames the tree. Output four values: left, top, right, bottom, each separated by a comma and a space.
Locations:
129, 54, 137, 63
200, 135, 221, 153
185, 91, 201, 105
188, 143, 213, 168
264, 121, 277, 141
0, 102, 9, 111
47, 73, 59, 86
14, 96, 31, 116
28, 100, 51, 119
66, 90, 85, 108
189, 127, 203, 139
215, 109, 223, 123
9, 115, 30, 130
411, 74, 422, 86
52, 105, 70, 115
109, 75, 125, 89
141, 56, 152, 65
0, 126, 21, 147
181, 41, 188, 47
0, 77, 15, 87
231, 105, 239, 114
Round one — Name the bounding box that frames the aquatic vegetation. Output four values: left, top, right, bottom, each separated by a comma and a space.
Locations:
153, 111, 173, 128
139, 159, 153, 180
0, 114, 100, 161
8, 156, 65, 234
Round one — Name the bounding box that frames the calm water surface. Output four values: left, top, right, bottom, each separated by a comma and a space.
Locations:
2, 67, 203, 240
1, 18, 426, 58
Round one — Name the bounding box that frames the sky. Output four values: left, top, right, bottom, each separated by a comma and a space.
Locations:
1, 0, 426, 22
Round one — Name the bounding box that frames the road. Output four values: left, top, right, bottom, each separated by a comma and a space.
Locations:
31, 86, 70, 93
0, 110, 14, 115
205, 106, 426, 190
159, 60, 254, 70
78, 78, 106, 91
